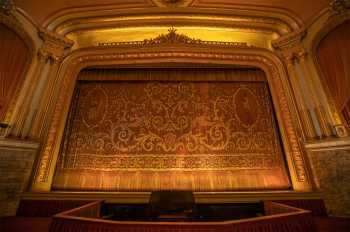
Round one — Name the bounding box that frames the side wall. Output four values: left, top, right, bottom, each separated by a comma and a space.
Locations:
0, 140, 38, 216
307, 145, 350, 216
303, 2, 350, 217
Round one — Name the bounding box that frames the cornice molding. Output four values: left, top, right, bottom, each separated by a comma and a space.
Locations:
305, 137, 350, 152
38, 29, 74, 48
0, 138, 40, 150
271, 27, 308, 64
271, 28, 307, 50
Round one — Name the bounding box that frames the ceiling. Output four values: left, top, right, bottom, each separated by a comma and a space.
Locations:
14, 0, 331, 26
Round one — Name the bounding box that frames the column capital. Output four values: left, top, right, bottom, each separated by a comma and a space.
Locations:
272, 27, 307, 50
38, 29, 74, 64
280, 45, 308, 64
329, 0, 350, 15
272, 27, 309, 65
0, 0, 15, 15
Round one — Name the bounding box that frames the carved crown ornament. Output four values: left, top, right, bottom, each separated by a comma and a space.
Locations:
152, 0, 194, 7
98, 27, 250, 48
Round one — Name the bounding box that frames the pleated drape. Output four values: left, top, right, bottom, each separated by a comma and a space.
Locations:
0, 23, 29, 121
317, 20, 350, 126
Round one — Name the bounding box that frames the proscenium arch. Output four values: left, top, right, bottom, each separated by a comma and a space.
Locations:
30, 45, 314, 193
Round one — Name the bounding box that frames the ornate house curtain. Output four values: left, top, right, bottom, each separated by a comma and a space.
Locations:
317, 20, 350, 126
0, 24, 29, 121
53, 68, 291, 191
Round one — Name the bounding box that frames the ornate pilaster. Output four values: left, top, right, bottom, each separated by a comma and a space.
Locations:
272, 28, 335, 140
28, 30, 73, 140
283, 53, 315, 140
295, 50, 333, 138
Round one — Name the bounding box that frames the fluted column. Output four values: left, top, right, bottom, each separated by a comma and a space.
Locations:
20, 29, 73, 140
284, 54, 316, 140
296, 50, 333, 137
272, 28, 343, 140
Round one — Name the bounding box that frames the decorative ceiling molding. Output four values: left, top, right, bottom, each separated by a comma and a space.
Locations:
97, 27, 250, 48
42, 6, 301, 36
49, 13, 296, 41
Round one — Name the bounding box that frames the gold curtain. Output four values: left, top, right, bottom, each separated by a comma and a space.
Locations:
0, 24, 29, 121
317, 20, 350, 126
53, 68, 291, 191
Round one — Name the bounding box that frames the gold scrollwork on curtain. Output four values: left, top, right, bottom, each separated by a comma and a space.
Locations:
53, 69, 291, 191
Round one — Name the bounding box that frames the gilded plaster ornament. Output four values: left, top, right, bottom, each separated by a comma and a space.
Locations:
152, 0, 194, 7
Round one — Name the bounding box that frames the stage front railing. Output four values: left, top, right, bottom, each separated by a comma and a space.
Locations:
50, 201, 317, 232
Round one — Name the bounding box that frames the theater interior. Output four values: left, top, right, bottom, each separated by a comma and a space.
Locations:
0, 0, 350, 231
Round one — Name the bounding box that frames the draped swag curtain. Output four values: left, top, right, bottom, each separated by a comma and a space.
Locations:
0, 23, 29, 121
53, 68, 291, 191
317, 20, 350, 126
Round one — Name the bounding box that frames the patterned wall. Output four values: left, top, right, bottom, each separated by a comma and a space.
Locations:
53, 70, 291, 191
